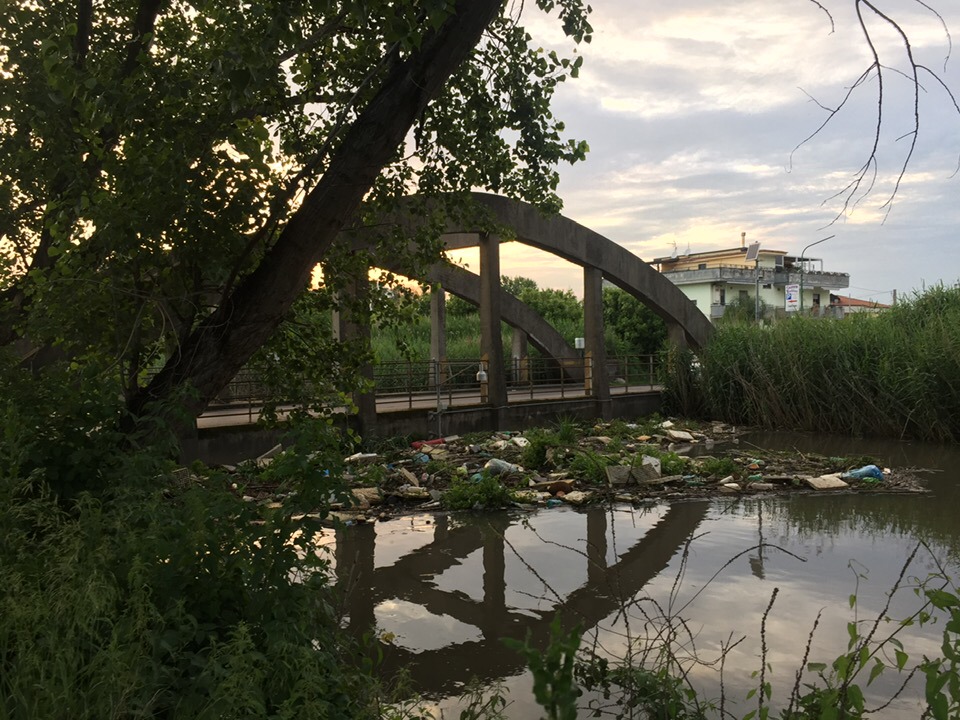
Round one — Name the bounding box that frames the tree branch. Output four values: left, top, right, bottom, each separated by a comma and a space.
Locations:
129, 0, 506, 422
73, 0, 93, 68
122, 0, 166, 76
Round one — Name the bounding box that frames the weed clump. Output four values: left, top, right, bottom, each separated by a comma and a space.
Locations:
442, 474, 513, 510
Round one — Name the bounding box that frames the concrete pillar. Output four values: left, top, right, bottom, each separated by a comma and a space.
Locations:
583, 267, 610, 406
479, 233, 507, 407
336, 522, 376, 635
510, 328, 529, 383
333, 273, 377, 438
429, 285, 447, 388
481, 519, 506, 640
667, 321, 690, 350
586, 509, 608, 586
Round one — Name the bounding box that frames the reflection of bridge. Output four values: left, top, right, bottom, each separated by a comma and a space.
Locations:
335, 503, 709, 697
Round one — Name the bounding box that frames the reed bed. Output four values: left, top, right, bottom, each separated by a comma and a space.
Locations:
666, 285, 960, 442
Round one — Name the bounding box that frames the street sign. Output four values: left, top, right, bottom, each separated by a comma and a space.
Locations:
785, 283, 800, 312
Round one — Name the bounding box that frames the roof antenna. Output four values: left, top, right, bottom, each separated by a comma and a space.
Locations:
670, 239, 678, 258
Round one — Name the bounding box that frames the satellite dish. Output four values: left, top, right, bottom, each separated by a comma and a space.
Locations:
745, 242, 761, 262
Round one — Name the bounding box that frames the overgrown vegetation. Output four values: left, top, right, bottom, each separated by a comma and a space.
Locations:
664, 284, 960, 442
442, 474, 514, 510
0, 407, 388, 718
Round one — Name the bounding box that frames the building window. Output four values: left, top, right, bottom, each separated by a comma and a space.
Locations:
719, 289, 726, 306
698, 263, 707, 270
813, 293, 821, 307
739, 290, 749, 302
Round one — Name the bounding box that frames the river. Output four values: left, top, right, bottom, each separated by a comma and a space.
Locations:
328, 432, 960, 718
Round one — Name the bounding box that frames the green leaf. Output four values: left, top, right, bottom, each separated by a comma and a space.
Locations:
895, 648, 909, 670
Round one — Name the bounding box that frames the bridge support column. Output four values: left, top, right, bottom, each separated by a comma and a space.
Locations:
429, 284, 447, 388
667, 322, 690, 351
586, 509, 608, 586
481, 518, 507, 639
583, 267, 610, 417
333, 273, 377, 439
511, 328, 529, 383
479, 233, 507, 409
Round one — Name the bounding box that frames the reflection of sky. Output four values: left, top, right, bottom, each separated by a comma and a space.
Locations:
432, 547, 486, 604
374, 599, 482, 652
332, 436, 960, 717
373, 514, 437, 569
592, 501, 953, 716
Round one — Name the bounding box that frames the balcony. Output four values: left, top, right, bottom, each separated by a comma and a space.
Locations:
662, 265, 849, 290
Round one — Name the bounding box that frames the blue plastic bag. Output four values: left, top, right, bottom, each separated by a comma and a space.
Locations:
841, 464, 883, 481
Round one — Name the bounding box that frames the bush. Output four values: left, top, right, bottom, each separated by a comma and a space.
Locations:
442, 474, 513, 510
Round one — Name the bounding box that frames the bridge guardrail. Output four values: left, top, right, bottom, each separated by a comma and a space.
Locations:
196, 354, 662, 421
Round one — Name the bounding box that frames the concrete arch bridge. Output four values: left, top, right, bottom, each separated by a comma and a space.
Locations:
333, 193, 712, 436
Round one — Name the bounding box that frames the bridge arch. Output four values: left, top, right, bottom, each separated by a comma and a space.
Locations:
436, 193, 713, 350
341, 192, 710, 432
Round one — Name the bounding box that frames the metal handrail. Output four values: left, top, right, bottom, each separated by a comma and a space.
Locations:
195, 353, 662, 423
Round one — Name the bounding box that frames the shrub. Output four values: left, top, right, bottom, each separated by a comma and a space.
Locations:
442, 474, 513, 510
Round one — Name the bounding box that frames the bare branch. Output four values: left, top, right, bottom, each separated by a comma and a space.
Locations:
797, 86, 836, 113
911, 0, 952, 71
806, 0, 836, 33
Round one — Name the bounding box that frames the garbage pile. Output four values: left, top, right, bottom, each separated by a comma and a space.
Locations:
229, 419, 929, 520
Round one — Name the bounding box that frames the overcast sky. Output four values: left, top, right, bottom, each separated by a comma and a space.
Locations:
453, 0, 960, 303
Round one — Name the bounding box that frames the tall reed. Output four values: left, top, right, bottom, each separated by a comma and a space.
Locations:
665, 284, 960, 441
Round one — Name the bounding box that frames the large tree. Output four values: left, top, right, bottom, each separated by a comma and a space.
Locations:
0, 0, 591, 432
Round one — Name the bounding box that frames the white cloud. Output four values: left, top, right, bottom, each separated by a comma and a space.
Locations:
500, 0, 960, 298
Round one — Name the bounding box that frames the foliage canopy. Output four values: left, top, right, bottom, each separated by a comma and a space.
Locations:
0, 0, 591, 439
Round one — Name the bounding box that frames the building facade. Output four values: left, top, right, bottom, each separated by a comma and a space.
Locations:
651, 243, 850, 321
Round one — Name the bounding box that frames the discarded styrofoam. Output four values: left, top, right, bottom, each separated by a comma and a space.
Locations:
666, 429, 695, 442
805, 474, 849, 490
563, 490, 593, 506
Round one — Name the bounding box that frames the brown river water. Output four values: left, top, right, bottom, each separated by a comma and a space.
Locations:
323, 432, 960, 717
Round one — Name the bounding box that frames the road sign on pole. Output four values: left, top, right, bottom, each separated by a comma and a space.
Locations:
785, 283, 800, 312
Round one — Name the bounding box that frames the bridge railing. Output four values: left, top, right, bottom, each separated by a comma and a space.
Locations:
197, 354, 662, 419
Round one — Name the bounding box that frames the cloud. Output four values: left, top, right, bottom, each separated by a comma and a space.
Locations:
504, 0, 960, 298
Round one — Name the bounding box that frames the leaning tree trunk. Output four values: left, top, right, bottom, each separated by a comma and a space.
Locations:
127, 0, 503, 425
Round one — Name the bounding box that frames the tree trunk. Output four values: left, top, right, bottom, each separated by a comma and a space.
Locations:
127, 0, 503, 423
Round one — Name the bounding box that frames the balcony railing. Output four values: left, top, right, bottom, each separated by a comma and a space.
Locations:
663, 265, 849, 289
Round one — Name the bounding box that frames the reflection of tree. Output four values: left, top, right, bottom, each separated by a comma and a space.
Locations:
337, 503, 708, 697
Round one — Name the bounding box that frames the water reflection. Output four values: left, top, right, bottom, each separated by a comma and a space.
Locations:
332, 433, 960, 717
336, 503, 709, 696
